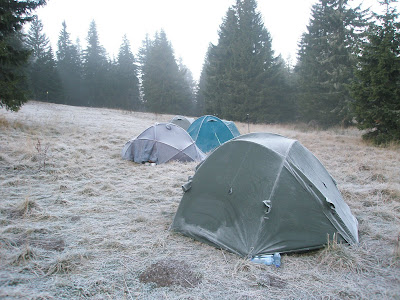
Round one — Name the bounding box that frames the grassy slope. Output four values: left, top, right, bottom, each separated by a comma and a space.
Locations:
0, 101, 399, 299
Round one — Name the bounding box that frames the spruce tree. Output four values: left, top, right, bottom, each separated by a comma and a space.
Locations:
195, 59, 209, 116
204, 7, 238, 117
230, 0, 276, 122
201, 0, 290, 123
0, 0, 46, 111
82, 20, 109, 107
140, 30, 194, 115
351, 0, 400, 144
25, 17, 49, 59
178, 58, 197, 115
56, 21, 82, 105
26, 17, 62, 102
296, 0, 368, 127
115, 34, 140, 110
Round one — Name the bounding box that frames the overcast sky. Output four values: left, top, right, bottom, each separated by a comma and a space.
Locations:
35, 0, 388, 81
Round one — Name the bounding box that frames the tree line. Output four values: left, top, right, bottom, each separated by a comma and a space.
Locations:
25, 18, 197, 114
1, 0, 399, 145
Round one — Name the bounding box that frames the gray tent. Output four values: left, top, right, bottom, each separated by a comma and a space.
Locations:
122, 123, 205, 164
171, 133, 358, 257
170, 115, 195, 131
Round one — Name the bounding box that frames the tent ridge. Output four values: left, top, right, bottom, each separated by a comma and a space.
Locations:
162, 144, 204, 163
196, 115, 208, 140
228, 143, 253, 188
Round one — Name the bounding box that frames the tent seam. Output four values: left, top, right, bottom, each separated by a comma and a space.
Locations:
266, 140, 297, 201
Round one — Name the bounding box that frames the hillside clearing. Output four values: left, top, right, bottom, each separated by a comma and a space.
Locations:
0, 101, 399, 299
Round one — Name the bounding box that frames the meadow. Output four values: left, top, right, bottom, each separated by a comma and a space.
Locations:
0, 101, 399, 299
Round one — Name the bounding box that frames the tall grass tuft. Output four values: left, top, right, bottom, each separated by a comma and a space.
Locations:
317, 233, 374, 274
395, 233, 400, 259
16, 197, 38, 217
12, 244, 37, 265
0, 116, 9, 128
45, 252, 87, 276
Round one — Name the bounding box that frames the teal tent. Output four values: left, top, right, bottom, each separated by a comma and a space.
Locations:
171, 133, 359, 257
188, 115, 240, 153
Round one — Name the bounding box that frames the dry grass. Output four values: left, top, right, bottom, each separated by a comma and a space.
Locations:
12, 245, 38, 265
395, 233, 400, 259
139, 259, 202, 288
0, 115, 10, 128
0, 101, 399, 299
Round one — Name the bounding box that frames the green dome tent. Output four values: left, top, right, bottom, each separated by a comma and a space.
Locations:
171, 133, 359, 257
188, 115, 240, 153
170, 115, 195, 131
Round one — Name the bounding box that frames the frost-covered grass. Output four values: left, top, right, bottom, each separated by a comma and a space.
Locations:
0, 101, 399, 299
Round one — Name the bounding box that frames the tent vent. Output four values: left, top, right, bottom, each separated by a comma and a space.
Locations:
182, 177, 193, 193
263, 200, 272, 214
325, 198, 336, 210
182, 182, 192, 192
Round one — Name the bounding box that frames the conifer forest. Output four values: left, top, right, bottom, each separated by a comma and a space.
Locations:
1, 0, 399, 145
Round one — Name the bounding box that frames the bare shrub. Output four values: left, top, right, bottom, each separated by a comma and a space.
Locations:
34, 139, 49, 171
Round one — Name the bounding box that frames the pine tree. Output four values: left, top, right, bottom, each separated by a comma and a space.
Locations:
351, 0, 400, 144
140, 30, 194, 115
195, 59, 208, 116
115, 34, 140, 110
268, 56, 297, 123
25, 16, 49, 59
178, 58, 197, 115
56, 21, 82, 105
0, 0, 46, 111
204, 7, 238, 117
200, 0, 290, 123
82, 20, 109, 107
41, 47, 63, 102
26, 17, 62, 102
231, 0, 276, 122
296, 0, 368, 127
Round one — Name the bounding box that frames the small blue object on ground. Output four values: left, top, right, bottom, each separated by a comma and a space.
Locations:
251, 253, 281, 266
273, 253, 281, 267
